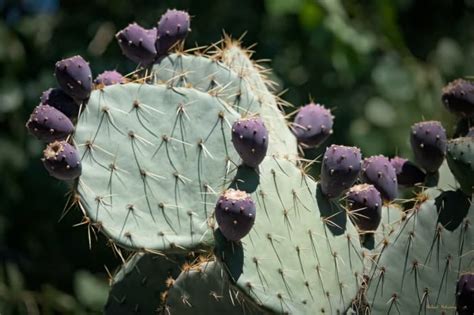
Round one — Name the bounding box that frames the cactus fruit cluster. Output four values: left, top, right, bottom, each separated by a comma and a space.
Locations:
26, 7, 473, 314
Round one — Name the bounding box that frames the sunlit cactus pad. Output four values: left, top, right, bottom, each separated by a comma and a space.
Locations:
74, 83, 240, 251
215, 157, 365, 314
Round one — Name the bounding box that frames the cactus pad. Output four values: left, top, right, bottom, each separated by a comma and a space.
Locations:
446, 137, 474, 195
366, 188, 473, 313
215, 157, 365, 314
104, 253, 184, 314
73, 83, 241, 252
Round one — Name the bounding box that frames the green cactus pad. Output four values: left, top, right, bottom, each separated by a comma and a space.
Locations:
74, 83, 241, 252
104, 253, 184, 314
219, 41, 298, 158
366, 191, 473, 313
153, 53, 260, 115
215, 157, 365, 314
153, 49, 297, 158
446, 137, 474, 195
164, 261, 265, 314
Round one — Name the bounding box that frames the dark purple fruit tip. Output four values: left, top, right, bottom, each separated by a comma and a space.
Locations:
42, 141, 81, 180
390, 156, 426, 187
410, 120, 447, 173
346, 184, 382, 232
231, 116, 268, 168
456, 272, 474, 315
40, 88, 79, 118
214, 189, 256, 241
361, 155, 398, 201
94, 70, 126, 86
442, 79, 474, 117
116, 23, 157, 65
54, 55, 93, 102
26, 104, 74, 142
320, 144, 362, 199
156, 9, 191, 56
292, 102, 334, 148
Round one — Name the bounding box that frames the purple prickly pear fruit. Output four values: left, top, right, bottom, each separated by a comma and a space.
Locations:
456, 273, 474, 315
26, 104, 74, 142
410, 121, 447, 173
214, 189, 256, 241
467, 127, 474, 137
320, 145, 362, 198
390, 156, 426, 187
94, 70, 125, 86
442, 79, 474, 117
54, 55, 93, 102
116, 23, 157, 65
231, 117, 268, 168
361, 155, 398, 201
156, 9, 190, 55
40, 88, 79, 118
346, 184, 382, 232
291, 103, 334, 148
42, 141, 81, 180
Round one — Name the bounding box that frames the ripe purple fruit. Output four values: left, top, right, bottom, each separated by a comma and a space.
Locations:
54, 55, 93, 102
40, 88, 79, 118
94, 70, 125, 86
42, 141, 81, 180
442, 79, 474, 117
156, 9, 190, 56
291, 103, 334, 148
361, 155, 398, 201
231, 117, 268, 168
346, 184, 382, 232
116, 23, 157, 65
410, 121, 447, 173
26, 104, 74, 142
390, 156, 426, 187
456, 273, 474, 315
320, 145, 362, 198
214, 189, 256, 241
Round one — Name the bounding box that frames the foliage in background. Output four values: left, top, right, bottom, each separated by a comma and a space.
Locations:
0, 0, 473, 313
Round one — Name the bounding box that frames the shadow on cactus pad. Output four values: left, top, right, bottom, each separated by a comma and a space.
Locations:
228, 164, 260, 193
435, 189, 471, 231
315, 184, 347, 236
213, 228, 244, 282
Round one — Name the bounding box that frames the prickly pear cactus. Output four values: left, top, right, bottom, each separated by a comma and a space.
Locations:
26, 7, 474, 315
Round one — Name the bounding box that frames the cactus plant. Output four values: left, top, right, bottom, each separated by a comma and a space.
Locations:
25, 7, 473, 315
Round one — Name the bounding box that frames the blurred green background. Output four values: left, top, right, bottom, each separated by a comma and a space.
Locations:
0, 0, 472, 313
